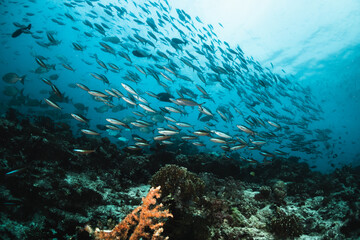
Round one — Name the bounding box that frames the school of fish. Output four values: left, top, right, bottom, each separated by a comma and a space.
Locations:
1, 0, 333, 165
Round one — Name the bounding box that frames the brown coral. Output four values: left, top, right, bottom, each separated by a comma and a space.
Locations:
92, 186, 172, 240
150, 164, 205, 203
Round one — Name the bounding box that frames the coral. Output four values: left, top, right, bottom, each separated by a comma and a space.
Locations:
259, 186, 271, 198
231, 207, 246, 226
1, 115, 359, 239
149, 165, 208, 240
150, 164, 205, 203
91, 186, 172, 240
254, 186, 271, 201
269, 207, 303, 238
272, 180, 287, 203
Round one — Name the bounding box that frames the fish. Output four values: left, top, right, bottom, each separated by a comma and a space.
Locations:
192, 142, 205, 147
71, 113, 89, 123
160, 72, 174, 82
230, 145, 247, 151
73, 149, 95, 154
175, 122, 192, 128
236, 125, 255, 135
164, 106, 184, 114
250, 139, 267, 145
268, 121, 281, 129
90, 72, 109, 84
121, 83, 138, 95
210, 138, 227, 144
102, 36, 120, 44
106, 118, 130, 128
138, 103, 157, 113
108, 63, 121, 72
182, 135, 198, 140
73, 42, 85, 51
36, 57, 55, 70
62, 63, 75, 71
4, 168, 26, 176
2, 73, 25, 84
81, 129, 100, 136
51, 84, 62, 98
95, 105, 110, 113
12, 24, 31, 38
88, 90, 108, 98
164, 116, 176, 122
0, 0, 330, 163
154, 135, 172, 141
74, 103, 89, 112
175, 98, 202, 107
44, 98, 62, 110
156, 92, 174, 102
121, 96, 137, 106
125, 145, 142, 152
193, 130, 211, 136
211, 130, 232, 139
132, 49, 152, 58
76, 83, 90, 92
158, 129, 179, 135
49, 74, 59, 80
105, 124, 121, 131
3, 86, 20, 96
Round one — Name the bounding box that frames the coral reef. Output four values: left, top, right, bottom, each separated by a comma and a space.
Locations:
272, 180, 287, 204
1, 113, 360, 239
88, 186, 172, 240
150, 164, 205, 203
269, 207, 303, 238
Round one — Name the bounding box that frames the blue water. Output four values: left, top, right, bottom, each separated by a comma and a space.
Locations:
1, 0, 359, 172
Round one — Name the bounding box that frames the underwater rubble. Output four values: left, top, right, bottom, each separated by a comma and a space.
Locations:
0, 111, 359, 240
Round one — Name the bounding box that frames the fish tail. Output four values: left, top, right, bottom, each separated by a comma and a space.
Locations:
20, 75, 26, 85
52, 65, 56, 70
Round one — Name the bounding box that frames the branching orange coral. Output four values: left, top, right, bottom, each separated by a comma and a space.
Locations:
92, 186, 173, 240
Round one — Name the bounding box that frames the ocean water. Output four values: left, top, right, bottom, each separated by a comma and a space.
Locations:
1, 1, 359, 170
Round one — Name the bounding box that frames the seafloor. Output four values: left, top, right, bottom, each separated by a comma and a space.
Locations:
0, 109, 359, 240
